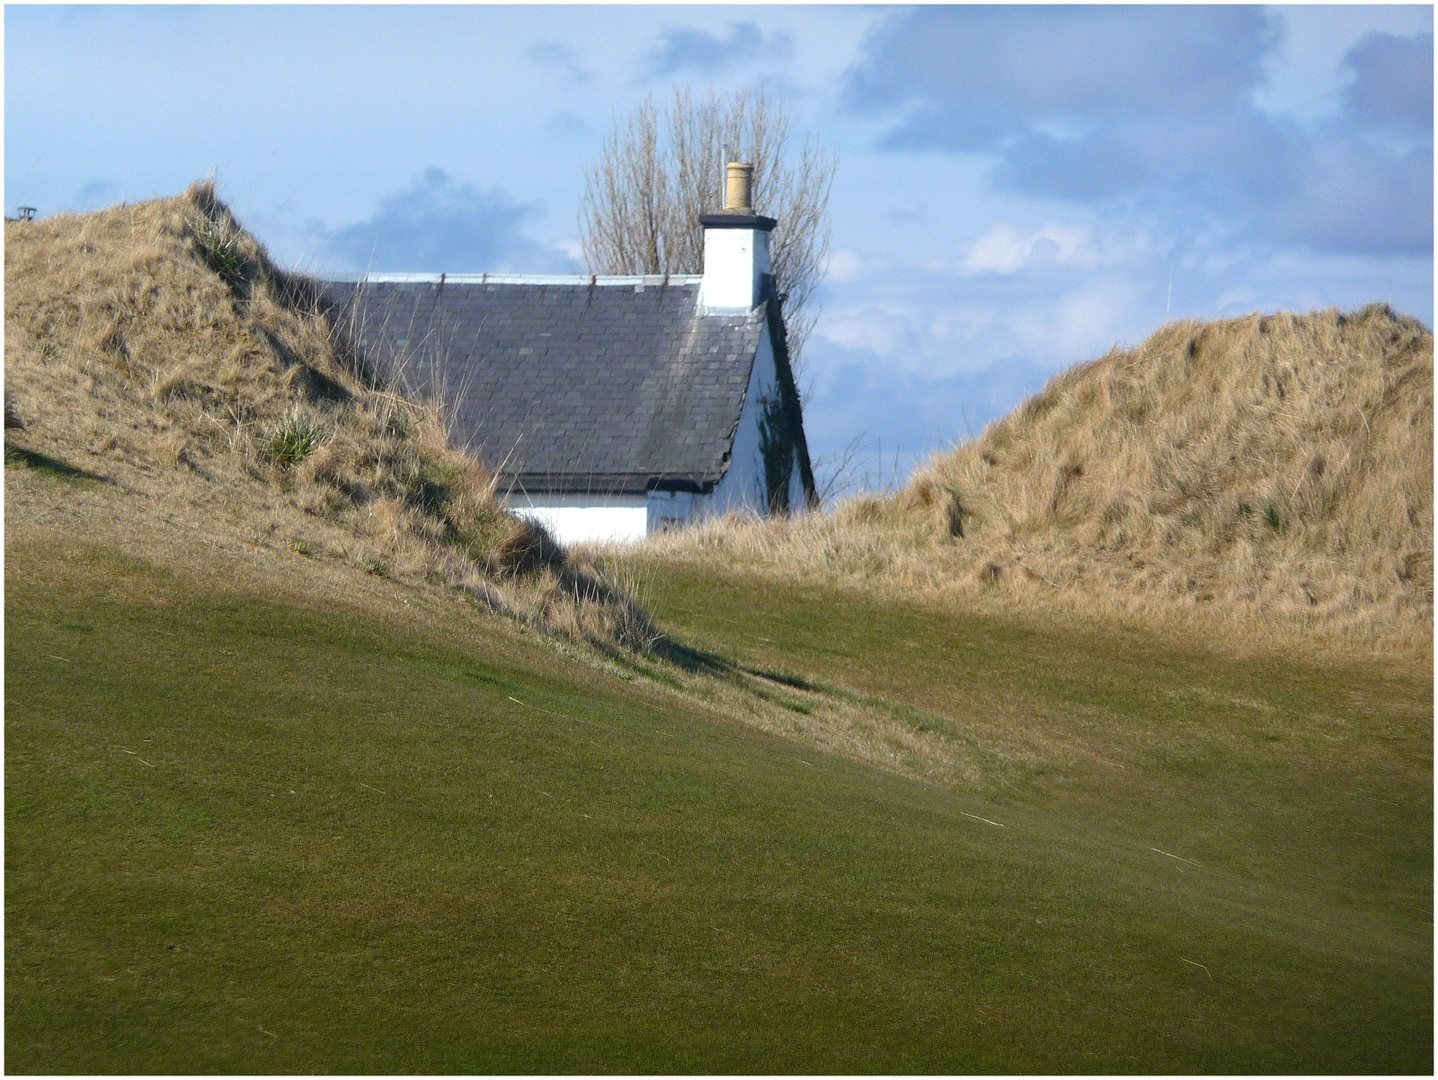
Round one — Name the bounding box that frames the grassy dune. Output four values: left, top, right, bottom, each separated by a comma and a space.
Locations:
635, 305, 1433, 661
3, 187, 652, 649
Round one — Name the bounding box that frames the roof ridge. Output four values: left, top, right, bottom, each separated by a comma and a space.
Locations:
322, 272, 704, 287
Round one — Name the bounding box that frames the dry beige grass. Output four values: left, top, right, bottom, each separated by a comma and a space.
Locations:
629, 305, 1433, 661
4, 184, 656, 650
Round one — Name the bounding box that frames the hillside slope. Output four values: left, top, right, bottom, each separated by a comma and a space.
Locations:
4, 185, 650, 647
8, 485, 1431, 1073
6, 199, 1429, 1072
637, 305, 1433, 658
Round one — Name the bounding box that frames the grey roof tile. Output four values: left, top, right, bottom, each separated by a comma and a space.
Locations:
317, 280, 763, 494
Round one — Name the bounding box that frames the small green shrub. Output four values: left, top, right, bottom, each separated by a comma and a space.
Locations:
188, 214, 248, 284
1264, 503, 1284, 532
449, 502, 515, 564
266, 407, 326, 467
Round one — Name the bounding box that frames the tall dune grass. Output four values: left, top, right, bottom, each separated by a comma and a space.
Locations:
630, 305, 1433, 660
4, 183, 656, 650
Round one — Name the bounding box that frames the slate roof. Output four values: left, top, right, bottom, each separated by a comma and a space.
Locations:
316, 276, 766, 495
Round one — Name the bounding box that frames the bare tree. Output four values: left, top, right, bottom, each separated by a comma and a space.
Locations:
580, 86, 836, 381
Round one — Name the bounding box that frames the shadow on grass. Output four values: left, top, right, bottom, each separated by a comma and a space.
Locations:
5, 442, 112, 484
644, 633, 827, 710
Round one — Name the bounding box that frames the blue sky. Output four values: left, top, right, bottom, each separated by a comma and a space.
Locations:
7, 5, 1433, 489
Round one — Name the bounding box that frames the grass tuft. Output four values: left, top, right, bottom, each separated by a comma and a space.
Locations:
188, 212, 249, 284
265, 406, 327, 467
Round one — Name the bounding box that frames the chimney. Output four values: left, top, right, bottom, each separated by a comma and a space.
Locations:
725, 162, 753, 213
699, 161, 776, 313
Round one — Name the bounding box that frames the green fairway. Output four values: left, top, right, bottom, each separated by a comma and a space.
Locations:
635, 567, 1434, 922
6, 544, 1432, 1073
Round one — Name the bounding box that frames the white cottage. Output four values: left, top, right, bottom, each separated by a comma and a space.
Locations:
318, 164, 816, 545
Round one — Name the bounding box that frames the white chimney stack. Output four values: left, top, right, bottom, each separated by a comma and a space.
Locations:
699, 162, 775, 313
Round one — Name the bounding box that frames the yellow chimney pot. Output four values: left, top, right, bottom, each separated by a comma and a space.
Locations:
724, 162, 754, 214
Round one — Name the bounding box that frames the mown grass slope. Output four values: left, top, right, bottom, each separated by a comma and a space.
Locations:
639, 564, 1431, 925
6, 465, 1431, 1073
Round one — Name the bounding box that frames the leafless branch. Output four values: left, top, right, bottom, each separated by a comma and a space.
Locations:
580, 85, 836, 391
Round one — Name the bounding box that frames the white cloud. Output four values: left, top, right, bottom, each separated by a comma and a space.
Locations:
817, 258, 1161, 385
816, 306, 921, 359
961, 221, 1095, 275
959, 221, 1158, 278
961, 223, 1034, 275
1055, 277, 1148, 355
825, 248, 864, 283
1212, 285, 1261, 313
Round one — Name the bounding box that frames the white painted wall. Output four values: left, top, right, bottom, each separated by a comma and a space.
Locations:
699, 226, 771, 312
787, 444, 806, 511
503, 492, 648, 546
688, 322, 811, 524
703, 323, 774, 517
647, 489, 696, 533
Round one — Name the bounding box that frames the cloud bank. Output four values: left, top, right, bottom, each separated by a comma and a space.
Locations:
318, 168, 577, 274
843, 8, 1432, 256
640, 21, 792, 80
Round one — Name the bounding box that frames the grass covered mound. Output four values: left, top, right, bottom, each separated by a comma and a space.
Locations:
4, 183, 654, 649
907, 305, 1433, 637
635, 305, 1433, 659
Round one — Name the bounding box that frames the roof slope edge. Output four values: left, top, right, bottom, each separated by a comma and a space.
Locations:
323, 272, 704, 287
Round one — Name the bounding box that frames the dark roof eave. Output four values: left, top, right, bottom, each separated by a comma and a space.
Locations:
698, 213, 777, 232
499, 473, 721, 497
